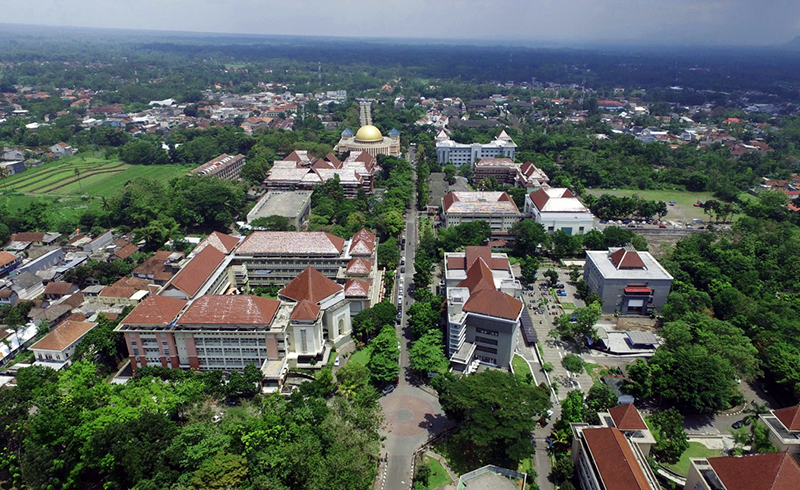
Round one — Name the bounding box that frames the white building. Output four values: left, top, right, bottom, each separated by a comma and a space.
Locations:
30, 320, 98, 370
524, 187, 594, 235
442, 191, 522, 235
436, 130, 517, 166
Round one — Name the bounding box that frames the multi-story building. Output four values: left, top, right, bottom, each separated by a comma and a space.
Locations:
472, 158, 549, 192
246, 190, 313, 230
444, 246, 523, 373
436, 129, 517, 166
685, 452, 800, 490
263, 150, 378, 197
334, 125, 401, 157
442, 191, 522, 236
524, 187, 594, 235
571, 404, 660, 490
760, 405, 800, 455
584, 247, 673, 314
188, 153, 246, 180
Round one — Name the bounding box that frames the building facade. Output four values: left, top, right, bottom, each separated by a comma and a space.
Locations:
189, 153, 246, 180
436, 130, 516, 166
584, 248, 673, 314
246, 190, 313, 230
760, 405, 800, 455
472, 159, 549, 192
525, 188, 594, 235
334, 125, 401, 157
442, 191, 522, 235
30, 320, 98, 370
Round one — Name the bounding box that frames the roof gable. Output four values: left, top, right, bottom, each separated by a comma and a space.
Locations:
774, 405, 800, 431
290, 299, 320, 320
463, 288, 522, 320
168, 246, 226, 297
708, 452, 800, 490
609, 248, 646, 269
609, 403, 648, 431
458, 258, 496, 294
582, 427, 651, 490
194, 231, 239, 255
530, 188, 551, 211
279, 267, 342, 303
344, 278, 369, 297
30, 320, 97, 352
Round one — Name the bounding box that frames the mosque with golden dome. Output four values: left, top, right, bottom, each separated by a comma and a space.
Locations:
334, 124, 402, 157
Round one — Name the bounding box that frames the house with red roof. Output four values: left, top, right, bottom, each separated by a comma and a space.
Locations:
444, 246, 524, 373
760, 405, 800, 454
584, 247, 673, 314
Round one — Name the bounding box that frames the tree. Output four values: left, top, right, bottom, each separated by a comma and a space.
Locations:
560, 389, 585, 424
377, 237, 400, 269
408, 330, 449, 375
510, 220, 549, 256
544, 269, 559, 286
554, 301, 601, 350
407, 301, 440, 339
552, 455, 575, 483
433, 370, 551, 467
366, 325, 400, 385
189, 452, 248, 490
568, 265, 581, 283
562, 354, 585, 375
552, 230, 582, 258
250, 215, 292, 231
520, 255, 540, 284
585, 383, 618, 413
647, 408, 689, 464
751, 421, 778, 454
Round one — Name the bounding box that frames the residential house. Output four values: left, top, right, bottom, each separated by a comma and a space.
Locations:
43, 282, 79, 300
80, 231, 114, 254
0, 160, 26, 176
0, 288, 19, 307
0, 251, 22, 276
584, 247, 673, 314
525, 188, 595, 235
442, 191, 522, 236
14, 248, 64, 276
30, 320, 99, 369
132, 250, 184, 285
49, 142, 78, 158
10, 271, 45, 300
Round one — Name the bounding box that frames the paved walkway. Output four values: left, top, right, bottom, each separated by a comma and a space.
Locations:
360, 101, 373, 126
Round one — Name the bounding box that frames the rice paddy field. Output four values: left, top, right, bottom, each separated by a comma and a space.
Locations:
0, 154, 195, 220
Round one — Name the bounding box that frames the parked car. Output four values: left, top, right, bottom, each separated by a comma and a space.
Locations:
382, 385, 395, 396
334, 356, 341, 367
555, 284, 565, 289
732, 420, 745, 429
401, 266, 405, 273
659, 224, 667, 228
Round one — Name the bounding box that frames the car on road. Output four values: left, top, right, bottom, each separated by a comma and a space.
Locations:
555, 284, 565, 289
334, 356, 341, 367
401, 266, 405, 273
732, 420, 745, 429
382, 385, 395, 396
659, 224, 667, 228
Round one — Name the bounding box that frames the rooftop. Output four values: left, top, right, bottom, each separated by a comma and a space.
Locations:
121, 295, 187, 325
192, 231, 240, 255
528, 187, 590, 213
585, 249, 673, 281
443, 191, 520, 215
179, 295, 280, 325
279, 267, 342, 304
773, 405, 800, 431
30, 320, 97, 352
237, 231, 346, 255
582, 427, 652, 490
167, 246, 227, 297
609, 403, 648, 431
247, 191, 313, 223
706, 452, 800, 490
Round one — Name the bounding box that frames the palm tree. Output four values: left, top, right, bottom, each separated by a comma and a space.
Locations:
743, 401, 771, 426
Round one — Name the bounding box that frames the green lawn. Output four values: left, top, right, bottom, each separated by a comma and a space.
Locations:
584, 363, 603, 383
348, 345, 373, 366
560, 302, 575, 310
584, 188, 750, 224
663, 442, 723, 476
422, 456, 452, 489
512, 354, 532, 378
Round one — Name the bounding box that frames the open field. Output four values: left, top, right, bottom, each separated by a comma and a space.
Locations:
421, 456, 452, 489
348, 345, 372, 366
584, 189, 718, 223
1, 154, 194, 197
663, 441, 723, 476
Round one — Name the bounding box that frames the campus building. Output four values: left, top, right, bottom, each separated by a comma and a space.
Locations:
444, 246, 523, 373
334, 125, 401, 157
584, 247, 674, 315
441, 191, 522, 236
760, 405, 800, 455
189, 153, 246, 180
571, 403, 660, 490
263, 150, 378, 197
472, 158, 550, 192
524, 187, 595, 235
435, 129, 516, 166
685, 452, 800, 490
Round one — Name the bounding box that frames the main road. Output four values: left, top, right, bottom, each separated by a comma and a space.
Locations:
376, 148, 452, 490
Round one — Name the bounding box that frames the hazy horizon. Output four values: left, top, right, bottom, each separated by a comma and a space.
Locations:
3, 0, 800, 48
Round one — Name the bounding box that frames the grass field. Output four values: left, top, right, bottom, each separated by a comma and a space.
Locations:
663, 442, 723, 475
585, 188, 717, 223
348, 345, 373, 366
421, 456, 452, 489
512, 354, 532, 378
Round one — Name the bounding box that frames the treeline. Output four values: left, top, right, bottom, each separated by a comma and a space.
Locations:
625, 192, 800, 412
582, 193, 668, 221
0, 361, 381, 490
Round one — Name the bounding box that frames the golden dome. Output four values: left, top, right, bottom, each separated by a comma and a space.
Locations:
354, 125, 383, 142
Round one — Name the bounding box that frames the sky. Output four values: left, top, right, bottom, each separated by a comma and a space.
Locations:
4, 0, 800, 46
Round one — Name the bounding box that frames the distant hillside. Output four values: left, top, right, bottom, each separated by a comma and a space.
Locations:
780, 35, 800, 50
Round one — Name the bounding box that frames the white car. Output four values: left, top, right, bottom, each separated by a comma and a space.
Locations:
334, 356, 341, 367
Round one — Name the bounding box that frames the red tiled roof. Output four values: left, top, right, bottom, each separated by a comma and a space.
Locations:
10, 232, 44, 242
168, 246, 226, 297
609, 248, 646, 269
193, 231, 239, 255
707, 452, 800, 490
290, 299, 320, 320
463, 288, 522, 320
442, 192, 459, 212
344, 278, 369, 297
44, 282, 75, 296
0, 289, 15, 299
609, 404, 648, 431
346, 258, 372, 275
624, 286, 652, 294
279, 267, 342, 303
0, 251, 19, 268
113, 243, 139, 260
582, 427, 651, 490
237, 231, 345, 255
458, 258, 495, 294
773, 405, 800, 431
113, 277, 151, 291
349, 229, 376, 256
179, 295, 280, 325
99, 286, 136, 299
122, 295, 187, 325
30, 320, 97, 352
465, 246, 492, 270
132, 250, 183, 278
529, 188, 551, 211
